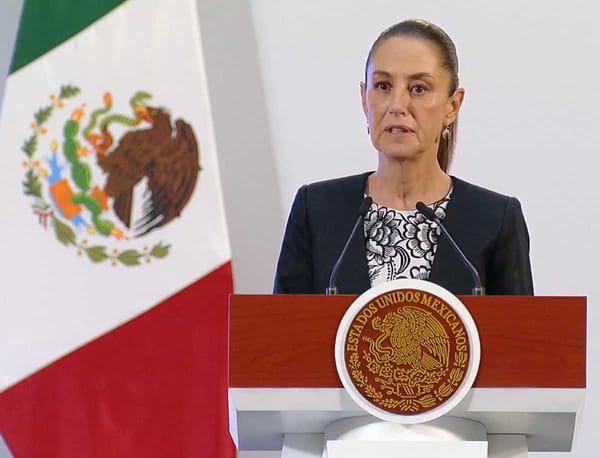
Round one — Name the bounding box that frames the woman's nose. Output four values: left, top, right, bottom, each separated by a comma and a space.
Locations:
388, 89, 409, 115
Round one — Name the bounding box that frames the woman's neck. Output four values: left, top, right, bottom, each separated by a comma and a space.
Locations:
367, 157, 452, 210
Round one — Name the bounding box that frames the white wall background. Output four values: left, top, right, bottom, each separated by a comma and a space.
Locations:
1, 1, 598, 457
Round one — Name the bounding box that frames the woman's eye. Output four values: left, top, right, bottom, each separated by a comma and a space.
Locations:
374, 81, 391, 92
411, 84, 427, 94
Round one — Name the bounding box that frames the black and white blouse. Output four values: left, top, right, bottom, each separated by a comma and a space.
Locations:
364, 191, 452, 286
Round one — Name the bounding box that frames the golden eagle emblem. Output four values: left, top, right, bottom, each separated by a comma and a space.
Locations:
368, 306, 449, 371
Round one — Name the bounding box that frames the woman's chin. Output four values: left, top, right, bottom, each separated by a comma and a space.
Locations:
377, 148, 424, 163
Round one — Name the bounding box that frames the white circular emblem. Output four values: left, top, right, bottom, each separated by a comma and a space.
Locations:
335, 279, 481, 424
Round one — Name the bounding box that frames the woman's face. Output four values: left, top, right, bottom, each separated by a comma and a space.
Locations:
361, 36, 464, 165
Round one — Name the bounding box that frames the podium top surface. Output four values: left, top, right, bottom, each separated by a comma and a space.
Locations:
229, 295, 586, 389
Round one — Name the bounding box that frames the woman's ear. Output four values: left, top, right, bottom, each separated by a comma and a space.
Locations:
360, 82, 368, 117
446, 87, 465, 125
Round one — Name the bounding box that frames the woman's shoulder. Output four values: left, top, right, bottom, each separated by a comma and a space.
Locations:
450, 176, 525, 226
451, 176, 519, 205
303, 171, 372, 194
292, 172, 372, 218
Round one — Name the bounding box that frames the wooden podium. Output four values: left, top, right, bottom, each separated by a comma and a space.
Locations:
229, 295, 586, 457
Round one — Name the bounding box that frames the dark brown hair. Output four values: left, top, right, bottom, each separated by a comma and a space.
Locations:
365, 19, 459, 172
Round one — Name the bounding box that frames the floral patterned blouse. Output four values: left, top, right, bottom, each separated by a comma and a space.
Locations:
364, 190, 452, 286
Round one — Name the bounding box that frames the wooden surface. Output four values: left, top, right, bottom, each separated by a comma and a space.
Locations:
229, 295, 586, 388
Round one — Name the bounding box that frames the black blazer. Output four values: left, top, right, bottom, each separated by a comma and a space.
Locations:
274, 172, 533, 295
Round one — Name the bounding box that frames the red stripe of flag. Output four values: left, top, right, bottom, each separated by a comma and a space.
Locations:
0, 262, 235, 457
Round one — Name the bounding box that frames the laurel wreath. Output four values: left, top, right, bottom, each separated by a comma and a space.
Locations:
21, 84, 171, 266
348, 350, 468, 412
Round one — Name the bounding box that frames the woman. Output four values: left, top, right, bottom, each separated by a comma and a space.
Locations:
274, 19, 533, 295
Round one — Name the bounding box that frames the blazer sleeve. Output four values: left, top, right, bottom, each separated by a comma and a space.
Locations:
273, 185, 314, 293
486, 197, 534, 295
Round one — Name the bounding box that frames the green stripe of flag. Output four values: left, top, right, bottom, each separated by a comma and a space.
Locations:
10, 0, 127, 74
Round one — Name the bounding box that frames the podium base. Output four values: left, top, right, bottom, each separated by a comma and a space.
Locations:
326, 441, 486, 458
279, 417, 528, 458
323, 416, 486, 458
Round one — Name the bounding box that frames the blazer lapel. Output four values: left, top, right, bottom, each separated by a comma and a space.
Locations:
337, 172, 372, 294
340, 217, 371, 294
429, 177, 474, 295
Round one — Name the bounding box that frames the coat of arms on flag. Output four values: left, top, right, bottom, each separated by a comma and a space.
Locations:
21, 85, 202, 266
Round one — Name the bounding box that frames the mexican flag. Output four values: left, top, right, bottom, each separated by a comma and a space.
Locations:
0, 1, 235, 456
